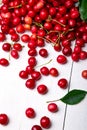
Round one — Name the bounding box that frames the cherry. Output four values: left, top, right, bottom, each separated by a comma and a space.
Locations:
37, 84, 48, 94
28, 40, 37, 49
37, 29, 46, 37
40, 116, 51, 129
39, 48, 48, 58
62, 46, 72, 56
44, 22, 52, 30
37, 38, 45, 47
13, 43, 22, 51
49, 68, 59, 77
31, 125, 42, 130
0, 58, 9, 66
26, 65, 34, 74
31, 71, 41, 80
57, 55, 67, 64
19, 70, 28, 79
79, 51, 87, 60
11, 49, 19, 59
49, 7, 56, 16
82, 70, 87, 79
0, 114, 9, 125
40, 8, 48, 20
71, 52, 79, 61
28, 57, 37, 67
21, 34, 30, 43
48, 103, 58, 113
0, 32, 6, 42
76, 38, 84, 47
28, 49, 37, 56
58, 6, 67, 15
25, 78, 36, 89
25, 107, 36, 118
16, 24, 25, 33
2, 43, 11, 52
11, 33, 19, 42
24, 16, 32, 25
12, 17, 21, 26
74, 45, 81, 54
40, 66, 49, 76
58, 78, 68, 89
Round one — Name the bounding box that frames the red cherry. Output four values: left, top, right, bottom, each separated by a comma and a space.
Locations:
25, 65, 34, 74
49, 68, 59, 77
31, 125, 42, 130
40, 66, 49, 76
40, 116, 51, 129
25, 78, 36, 89
13, 43, 22, 51
0, 58, 9, 66
48, 103, 58, 113
79, 51, 87, 60
37, 84, 48, 94
28, 57, 37, 67
0, 114, 9, 125
57, 55, 67, 64
71, 52, 79, 61
25, 108, 35, 118
11, 49, 19, 59
40, 8, 48, 20
21, 34, 30, 43
82, 70, 87, 79
39, 48, 48, 58
58, 78, 68, 89
19, 70, 28, 79
2, 43, 11, 52
31, 71, 41, 80
0, 32, 6, 42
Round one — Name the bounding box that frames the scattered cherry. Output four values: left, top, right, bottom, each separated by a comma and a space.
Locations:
49, 67, 59, 77
25, 107, 36, 118
0, 58, 9, 66
0, 113, 9, 125
82, 70, 87, 79
31, 125, 42, 130
58, 78, 68, 89
40, 116, 51, 129
48, 103, 58, 113
37, 84, 48, 94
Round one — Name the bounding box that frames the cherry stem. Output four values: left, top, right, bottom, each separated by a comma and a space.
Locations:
9, 4, 22, 9
46, 99, 60, 103
36, 59, 52, 68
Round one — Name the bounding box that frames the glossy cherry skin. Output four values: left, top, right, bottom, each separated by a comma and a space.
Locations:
82, 70, 87, 79
57, 55, 67, 64
49, 68, 59, 77
39, 48, 48, 58
2, 43, 11, 52
25, 78, 36, 89
0, 58, 9, 66
58, 78, 68, 89
31, 125, 42, 130
31, 71, 41, 80
25, 108, 35, 118
40, 116, 51, 129
37, 84, 48, 94
48, 103, 58, 113
40, 66, 49, 76
0, 114, 9, 125
19, 70, 28, 79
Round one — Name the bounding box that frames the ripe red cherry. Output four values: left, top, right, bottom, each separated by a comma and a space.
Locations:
0, 32, 6, 42
11, 33, 19, 42
40, 66, 49, 76
62, 46, 72, 56
31, 71, 41, 80
57, 55, 67, 64
79, 51, 87, 60
0, 114, 9, 125
26, 65, 34, 74
31, 125, 42, 130
0, 58, 9, 66
16, 24, 25, 33
37, 84, 48, 94
40, 8, 48, 20
28, 57, 37, 67
71, 52, 79, 61
19, 70, 28, 79
39, 48, 48, 58
21, 34, 30, 43
25, 78, 36, 89
11, 49, 19, 59
49, 68, 58, 77
28, 49, 37, 56
58, 78, 68, 89
28, 40, 37, 49
13, 43, 22, 51
48, 103, 58, 113
25, 108, 35, 118
40, 116, 51, 128
82, 70, 87, 79
2, 43, 11, 52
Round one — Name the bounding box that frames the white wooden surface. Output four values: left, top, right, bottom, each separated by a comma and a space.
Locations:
0, 37, 87, 130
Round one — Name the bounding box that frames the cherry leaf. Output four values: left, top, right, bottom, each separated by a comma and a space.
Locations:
60, 89, 87, 105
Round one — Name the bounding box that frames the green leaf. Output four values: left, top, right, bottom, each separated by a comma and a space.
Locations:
60, 89, 87, 105
79, 0, 87, 21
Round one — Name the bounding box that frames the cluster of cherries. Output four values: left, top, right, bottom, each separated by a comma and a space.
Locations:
0, 0, 87, 129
